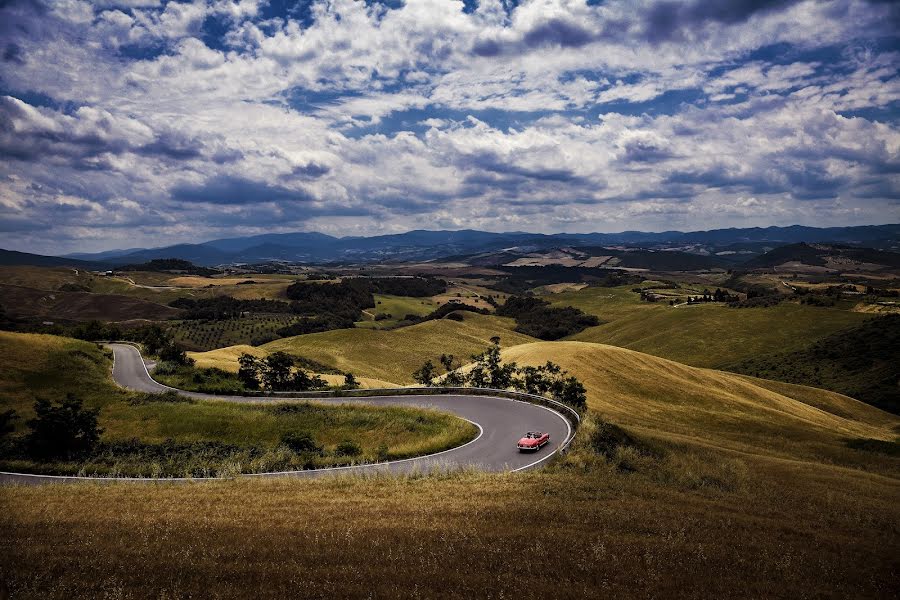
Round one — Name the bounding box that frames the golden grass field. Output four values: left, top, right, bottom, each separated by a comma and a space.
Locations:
199, 313, 534, 384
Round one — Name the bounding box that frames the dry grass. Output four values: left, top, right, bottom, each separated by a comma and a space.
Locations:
2, 452, 897, 599
209, 313, 536, 384
502, 341, 899, 470
552, 286, 869, 368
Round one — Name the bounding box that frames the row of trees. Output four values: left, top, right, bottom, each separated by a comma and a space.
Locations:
237, 352, 358, 391
412, 337, 587, 409
685, 288, 740, 304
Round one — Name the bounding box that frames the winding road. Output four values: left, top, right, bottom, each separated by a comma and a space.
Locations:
1, 344, 572, 484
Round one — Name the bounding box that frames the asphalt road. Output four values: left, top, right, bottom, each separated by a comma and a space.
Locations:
0, 344, 571, 484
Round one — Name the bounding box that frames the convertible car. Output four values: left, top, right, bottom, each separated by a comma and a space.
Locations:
517, 431, 550, 451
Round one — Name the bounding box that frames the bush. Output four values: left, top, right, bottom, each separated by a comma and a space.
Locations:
590, 420, 639, 459
25, 395, 102, 460
0, 409, 18, 452
281, 432, 323, 454
335, 440, 362, 456
343, 373, 360, 390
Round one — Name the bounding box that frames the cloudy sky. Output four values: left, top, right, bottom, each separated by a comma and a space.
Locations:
1, 0, 899, 254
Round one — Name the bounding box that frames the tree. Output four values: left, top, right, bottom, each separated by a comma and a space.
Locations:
552, 377, 587, 410
263, 352, 295, 391
141, 325, 170, 356
0, 409, 18, 451
159, 342, 194, 366
25, 395, 102, 459
238, 353, 263, 389
343, 373, 360, 390
0, 409, 17, 437
413, 360, 437, 386
470, 337, 516, 389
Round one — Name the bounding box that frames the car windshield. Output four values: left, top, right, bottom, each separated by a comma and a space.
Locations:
526, 432, 540, 438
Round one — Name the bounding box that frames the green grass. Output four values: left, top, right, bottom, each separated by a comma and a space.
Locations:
357, 294, 438, 328
548, 285, 869, 368
726, 315, 900, 414
0, 332, 477, 476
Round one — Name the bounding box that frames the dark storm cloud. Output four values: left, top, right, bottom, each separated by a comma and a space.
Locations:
620, 140, 675, 163
2, 42, 23, 64
667, 158, 850, 201
643, 0, 802, 43
171, 175, 315, 205
666, 166, 784, 195
523, 18, 594, 49
135, 130, 207, 161
290, 161, 331, 178
465, 150, 582, 183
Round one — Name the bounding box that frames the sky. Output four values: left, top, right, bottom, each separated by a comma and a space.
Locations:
1, 0, 899, 254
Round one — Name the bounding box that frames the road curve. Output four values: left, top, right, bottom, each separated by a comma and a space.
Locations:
1, 344, 571, 484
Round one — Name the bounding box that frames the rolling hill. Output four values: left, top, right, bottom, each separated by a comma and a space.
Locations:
726, 315, 900, 414
744, 242, 900, 270
0, 249, 109, 269
0, 284, 182, 322
549, 287, 869, 368
502, 341, 897, 462
191, 312, 536, 384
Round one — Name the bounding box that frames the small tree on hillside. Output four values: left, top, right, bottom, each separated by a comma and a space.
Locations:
343, 373, 360, 390
551, 376, 587, 410
159, 342, 194, 366
25, 395, 102, 459
141, 325, 170, 356
413, 360, 437, 386
263, 352, 295, 391
238, 353, 263, 389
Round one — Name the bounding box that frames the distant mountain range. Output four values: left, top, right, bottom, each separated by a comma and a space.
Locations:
3, 224, 898, 268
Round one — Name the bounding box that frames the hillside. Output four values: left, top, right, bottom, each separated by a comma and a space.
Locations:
745, 242, 900, 270
0, 249, 107, 269
727, 315, 900, 414
192, 313, 535, 384
502, 341, 897, 464
551, 287, 868, 368
0, 284, 182, 322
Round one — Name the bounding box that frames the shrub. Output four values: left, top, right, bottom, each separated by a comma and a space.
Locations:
589, 420, 639, 459
335, 440, 362, 456
343, 373, 360, 390
159, 342, 194, 366
281, 432, 323, 454
25, 395, 102, 460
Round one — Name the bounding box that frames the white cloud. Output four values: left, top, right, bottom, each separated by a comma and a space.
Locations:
0, 0, 898, 253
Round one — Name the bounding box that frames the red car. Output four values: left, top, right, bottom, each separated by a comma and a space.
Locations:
517, 431, 550, 451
